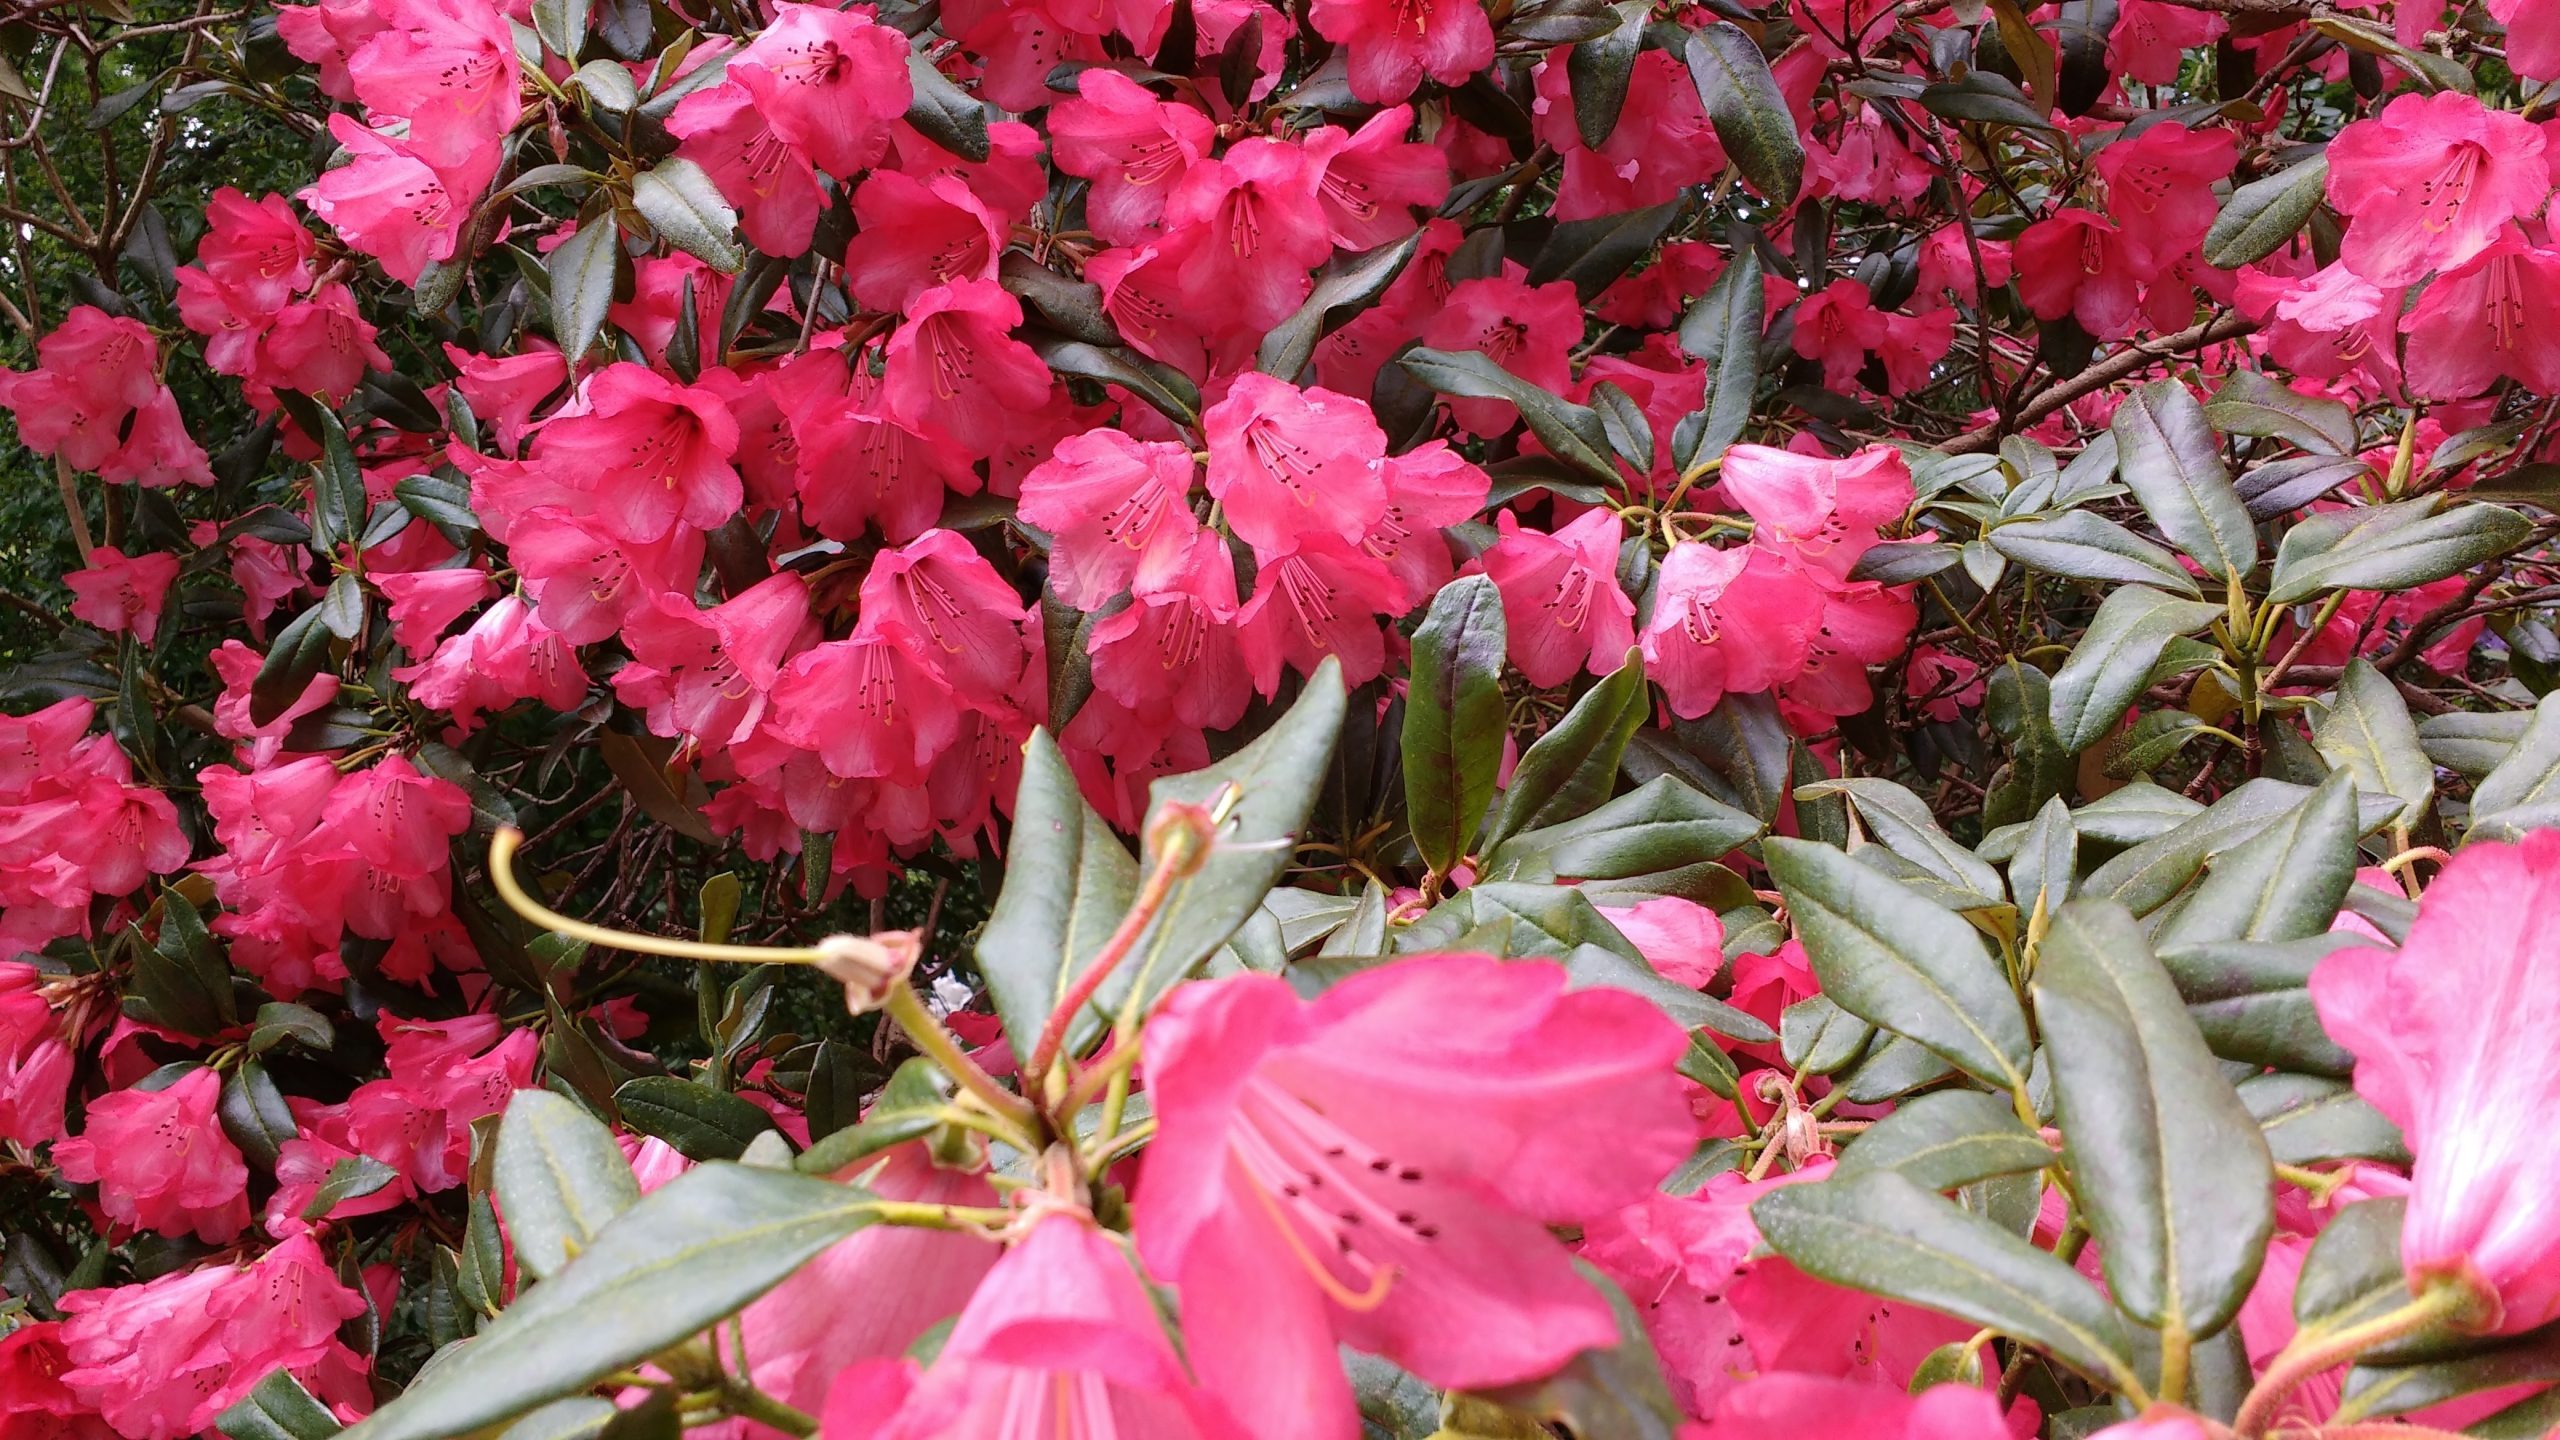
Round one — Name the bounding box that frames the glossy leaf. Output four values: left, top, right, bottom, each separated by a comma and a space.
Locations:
2111, 380, 2258, 583
1403, 576, 1509, 879
2046, 586, 2224, 754
976, 728, 1139, 1059
1684, 24, 1804, 204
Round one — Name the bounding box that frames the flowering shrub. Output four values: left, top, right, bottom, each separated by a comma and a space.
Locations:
5, 0, 2560, 1436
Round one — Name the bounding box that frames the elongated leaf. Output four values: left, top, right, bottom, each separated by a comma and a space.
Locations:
2010, 794, 2078, 918
2312, 659, 2434, 829
1834, 1090, 2053, 1191
2046, 586, 2225, 754
1764, 837, 2030, 1091
2205, 370, 2356, 455
2204, 155, 2330, 269
218, 1370, 342, 1440
2470, 689, 2560, 840
976, 728, 1139, 1059
1527, 198, 1687, 300
2035, 899, 2274, 1338
1987, 512, 2203, 595
904, 52, 991, 160
1257, 232, 1422, 380
613, 1076, 776, 1161
2086, 779, 2362, 917
1780, 994, 1875, 1075
2265, 498, 2532, 605
1486, 653, 1649, 852
2112, 380, 2258, 583
1674, 249, 1765, 463
1567, 1, 1647, 147
1684, 24, 1803, 204
1403, 577, 1510, 879
2155, 769, 2360, 947
493, 1090, 641, 1280
1796, 777, 2004, 900
1400, 347, 1620, 485
1031, 334, 1201, 426
1118, 662, 1347, 1020
340, 1166, 879, 1440
2240, 1073, 2409, 1166
547, 219, 619, 362
596, 731, 717, 843
632, 158, 743, 272
1753, 1170, 2140, 1389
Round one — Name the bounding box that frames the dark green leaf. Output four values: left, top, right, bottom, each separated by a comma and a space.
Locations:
1485, 653, 1649, 851
302, 1155, 401, 1221
1567, 1, 1648, 147
613, 1076, 777, 1161
1675, 249, 1763, 463
1764, 836, 2030, 1090
1919, 72, 2059, 129
1528, 199, 1688, 302
1030, 334, 1201, 426
2204, 155, 2329, 269
631, 158, 744, 272
795, 1057, 953, 1175
2470, 689, 2560, 840
2238, 1072, 2409, 1166
2154, 769, 2360, 947
976, 728, 1139, 1060
1987, 512, 2203, 595
2204, 370, 2356, 455
218, 1369, 342, 1440
904, 53, 992, 160
2265, 498, 2533, 605
2311, 659, 2434, 829
2033, 898, 2274, 1337
1834, 1090, 2053, 1191
1402, 576, 1510, 878
547, 219, 619, 362
2112, 381, 2258, 583
2046, 586, 2224, 754
1257, 232, 1422, 381
1399, 347, 1620, 485
217, 1061, 295, 1169
1684, 24, 1804, 203
247, 1001, 335, 1055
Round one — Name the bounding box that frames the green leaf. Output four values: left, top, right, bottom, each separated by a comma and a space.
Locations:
1527, 199, 1687, 301
2204, 370, 2356, 455
1779, 994, 1875, 1075
1566, 1, 1648, 147
2311, 659, 2434, 829
2292, 1198, 2413, 1340
1662, 691, 1790, 825
2469, 689, 2560, 841
1794, 778, 2003, 900
2084, 779, 2344, 915
496, 1400, 618, 1440
795, 1057, 953, 1175
1403, 576, 1509, 879
493, 1090, 642, 1281
246, 1001, 334, 1055
1400, 347, 1620, 485
1683, 24, 1804, 204
532, 0, 590, 58
613, 1076, 777, 1161
2237, 1073, 2408, 1166
1490, 776, 1763, 892
1485, 653, 1649, 852
1753, 1170, 2140, 1389
1834, 1090, 2053, 1191
1257, 232, 1422, 381
1115, 662, 1347, 1024
1674, 249, 1763, 464
1029, 334, 1201, 427
2010, 795, 2079, 918
2345, 1323, 2560, 1418
596, 731, 717, 843
2111, 381, 2258, 583
1763, 837, 2030, 1091
2046, 586, 2225, 754
218, 1369, 343, 1440
1987, 512, 2203, 595
2032, 898, 2274, 1338
2204, 155, 2330, 269
631, 158, 743, 273
1467, 1266, 1687, 1439
136, 891, 235, 1037
2264, 498, 2533, 605
904, 52, 991, 161
306, 406, 367, 556
302, 1155, 401, 1221
1919, 72, 2058, 130
339, 1166, 880, 1440
975, 728, 1139, 1060
2154, 769, 2360, 947
2418, 709, 2528, 778
547, 218, 620, 362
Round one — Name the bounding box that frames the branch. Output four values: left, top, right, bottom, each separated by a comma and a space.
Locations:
1942, 312, 2260, 454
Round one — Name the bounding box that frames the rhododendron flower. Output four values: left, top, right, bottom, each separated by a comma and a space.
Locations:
842, 171, 1006, 312
2400, 236, 2560, 399
534, 364, 743, 544
1017, 428, 1203, 608
1478, 508, 1637, 690
2311, 833, 2560, 1333
2326, 91, 2553, 287
2093, 122, 2238, 266
2489, 0, 2560, 78
1048, 70, 1212, 244
1308, 0, 1493, 103
824, 1212, 1233, 1439
1234, 532, 1404, 694
52, 1068, 251, 1243
1135, 954, 1693, 1440
728, 3, 912, 179
0, 308, 209, 486
1418, 272, 1581, 437
1691, 1373, 2006, 1439
300, 115, 494, 286
0, 1321, 116, 1440
342, 0, 522, 160
1720, 444, 1911, 571
1793, 280, 1888, 391
2112, 0, 2224, 82
668, 83, 826, 258
0, 963, 71, 1145
193, 187, 318, 313
1162, 138, 1335, 335
62, 547, 181, 645
881, 281, 1054, 455
1305, 106, 1448, 251
508, 511, 705, 646
2015, 209, 2144, 339
614, 572, 814, 750
1640, 542, 1819, 719
1088, 530, 1253, 734
1202, 374, 1390, 556
375, 565, 497, 654
1599, 897, 1727, 988
857, 528, 1038, 715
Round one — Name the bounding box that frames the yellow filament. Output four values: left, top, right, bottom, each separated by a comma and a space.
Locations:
1243, 1169, 1396, 1313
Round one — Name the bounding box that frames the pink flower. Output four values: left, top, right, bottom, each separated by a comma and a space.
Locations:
0, 963, 71, 1146
0, 309, 194, 480
1308, 0, 1493, 103
1048, 70, 1212, 245
2015, 209, 2144, 339
1202, 374, 1390, 558
1088, 530, 1252, 735
1161, 139, 1334, 335
728, 3, 912, 179
299, 114, 493, 286
1719, 444, 1911, 573
1478, 508, 1637, 690
880, 281, 1054, 458
261, 285, 391, 402
613, 572, 814, 751
1417, 271, 1582, 438
856, 528, 1038, 716
397, 595, 590, 730
842, 171, 1006, 313
62, 548, 181, 646
1792, 280, 1888, 391
2489, 0, 2560, 79
822, 1211, 1234, 1440
193, 188, 319, 314
1135, 954, 1694, 1440
1600, 897, 1727, 988
1876, 309, 1957, 395
374, 564, 497, 654
2399, 236, 2560, 400
0, 1321, 117, 1440
507, 510, 705, 646
342, 0, 521, 162
1305, 106, 1448, 251
535, 364, 743, 544
1017, 428, 1203, 609
2310, 832, 2560, 1333
2327, 91, 2553, 287
2093, 122, 2238, 267
2111, 0, 2223, 83
52, 1068, 251, 1244
668, 83, 826, 258
1640, 542, 1819, 719
1235, 532, 1405, 695
770, 632, 965, 785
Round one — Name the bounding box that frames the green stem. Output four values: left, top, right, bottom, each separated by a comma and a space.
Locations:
880, 980, 1038, 1137
2233, 1280, 2478, 1439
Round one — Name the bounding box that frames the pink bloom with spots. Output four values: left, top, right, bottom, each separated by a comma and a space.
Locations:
62, 548, 181, 646
52, 1069, 251, 1244
2327, 91, 2553, 287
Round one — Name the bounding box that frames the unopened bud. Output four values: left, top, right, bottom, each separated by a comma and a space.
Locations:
814, 931, 920, 1013
1143, 799, 1220, 880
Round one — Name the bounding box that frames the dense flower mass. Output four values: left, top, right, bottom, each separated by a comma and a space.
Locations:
4, 0, 2560, 1438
